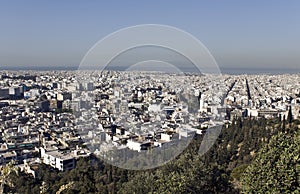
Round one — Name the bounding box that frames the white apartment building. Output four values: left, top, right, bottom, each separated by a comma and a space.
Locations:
40, 147, 90, 171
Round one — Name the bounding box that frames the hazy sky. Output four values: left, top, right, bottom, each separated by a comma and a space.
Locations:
0, 0, 299, 71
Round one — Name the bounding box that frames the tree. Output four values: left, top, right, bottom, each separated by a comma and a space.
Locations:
282, 115, 286, 131
0, 161, 18, 194
241, 129, 299, 193
287, 106, 293, 124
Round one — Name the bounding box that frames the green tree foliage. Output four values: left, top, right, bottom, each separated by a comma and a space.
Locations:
203, 118, 280, 171
119, 138, 234, 194
241, 129, 300, 193
0, 161, 18, 193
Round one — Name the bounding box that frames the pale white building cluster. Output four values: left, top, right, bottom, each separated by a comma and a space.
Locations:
0, 70, 299, 175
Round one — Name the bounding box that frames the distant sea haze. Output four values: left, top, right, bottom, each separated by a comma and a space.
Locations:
220, 67, 300, 75
1, 65, 299, 75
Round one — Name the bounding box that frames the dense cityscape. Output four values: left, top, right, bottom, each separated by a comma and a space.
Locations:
0, 70, 299, 175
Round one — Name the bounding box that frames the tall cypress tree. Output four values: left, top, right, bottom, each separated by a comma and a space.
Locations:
287, 106, 293, 124
282, 115, 286, 132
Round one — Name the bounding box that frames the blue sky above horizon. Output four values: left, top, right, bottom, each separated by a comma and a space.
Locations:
0, 0, 299, 71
